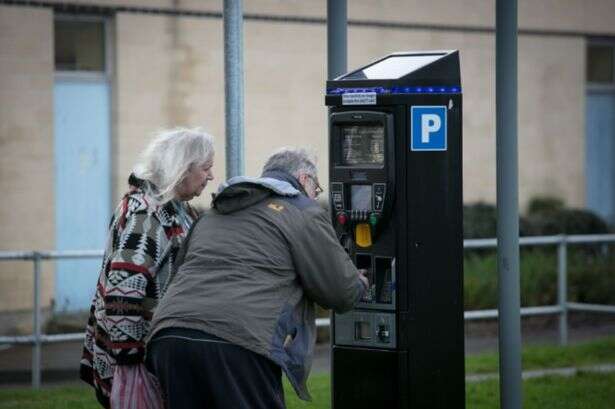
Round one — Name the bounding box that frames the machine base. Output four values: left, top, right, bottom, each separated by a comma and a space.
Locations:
332, 346, 407, 409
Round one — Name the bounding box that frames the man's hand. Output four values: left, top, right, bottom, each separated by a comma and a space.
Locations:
357, 268, 369, 289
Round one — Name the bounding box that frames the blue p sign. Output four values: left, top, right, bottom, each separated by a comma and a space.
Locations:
411, 106, 447, 151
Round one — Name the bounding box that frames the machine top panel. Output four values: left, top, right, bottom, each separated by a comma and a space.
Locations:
340, 53, 445, 80
326, 50, 461, 93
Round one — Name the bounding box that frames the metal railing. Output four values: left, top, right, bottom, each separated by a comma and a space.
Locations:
2, 234, 615, 388
462, 234, 615, 346
0, 250, 103, 388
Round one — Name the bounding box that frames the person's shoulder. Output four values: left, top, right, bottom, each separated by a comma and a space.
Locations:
275, 196, 330, 226
116, 189, 162, 225
278, 194, 321, 213
124, 189, 155, 214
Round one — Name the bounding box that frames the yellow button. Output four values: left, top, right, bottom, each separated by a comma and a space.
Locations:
355, 223, 372, 248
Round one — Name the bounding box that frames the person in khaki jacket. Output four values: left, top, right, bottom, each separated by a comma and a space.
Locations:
146, 148, 367, 409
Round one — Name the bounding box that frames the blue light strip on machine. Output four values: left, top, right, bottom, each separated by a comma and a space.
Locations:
326, 86, 462, 95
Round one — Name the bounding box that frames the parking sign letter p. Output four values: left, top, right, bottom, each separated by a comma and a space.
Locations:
421, 114, 441, 143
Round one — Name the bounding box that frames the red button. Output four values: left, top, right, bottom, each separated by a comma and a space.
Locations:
337, 212, 348, 225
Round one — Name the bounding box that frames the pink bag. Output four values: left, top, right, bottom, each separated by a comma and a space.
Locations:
110, 364, 165, 409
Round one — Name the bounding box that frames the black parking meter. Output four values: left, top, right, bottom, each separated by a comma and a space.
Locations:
326, 51, 464, 409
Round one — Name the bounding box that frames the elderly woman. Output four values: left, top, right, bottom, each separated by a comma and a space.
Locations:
79, 128, 215, 408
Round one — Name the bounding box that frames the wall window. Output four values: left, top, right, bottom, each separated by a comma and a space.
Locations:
587, 43, 614, 84
54, 20, 105, 72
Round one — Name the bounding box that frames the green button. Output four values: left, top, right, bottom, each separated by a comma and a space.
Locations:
369, 213, 378, 227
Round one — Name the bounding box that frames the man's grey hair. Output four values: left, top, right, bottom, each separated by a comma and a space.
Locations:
262, 147, 318, 180
133, 127, 215, 204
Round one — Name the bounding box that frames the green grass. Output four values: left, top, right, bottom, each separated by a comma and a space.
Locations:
1, 373, 614, 409
467, 372, 615, 409
285, 374, 329, 409
466, 336, 615, 374
0, 385, 96, 409
1, 337, 615, 408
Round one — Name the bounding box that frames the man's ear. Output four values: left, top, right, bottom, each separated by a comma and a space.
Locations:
297, 173, 308, 188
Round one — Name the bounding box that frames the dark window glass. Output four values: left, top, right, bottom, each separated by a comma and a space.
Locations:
587, 45, 614, 83
54, 20, 105, 72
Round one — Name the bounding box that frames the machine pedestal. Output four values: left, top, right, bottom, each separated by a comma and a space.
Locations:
332, 346, 407, 409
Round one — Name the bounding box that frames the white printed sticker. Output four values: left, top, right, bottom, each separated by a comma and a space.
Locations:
342, 92, 377, 105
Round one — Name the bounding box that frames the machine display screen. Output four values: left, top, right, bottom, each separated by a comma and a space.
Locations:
341, 125, 385, 166
351, 185, 372, 211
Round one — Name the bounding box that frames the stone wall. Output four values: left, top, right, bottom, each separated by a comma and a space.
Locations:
0, 5, 55, 321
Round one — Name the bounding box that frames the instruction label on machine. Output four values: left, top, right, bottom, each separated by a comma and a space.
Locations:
342, 92, 377, 105
410, 106, 447, 151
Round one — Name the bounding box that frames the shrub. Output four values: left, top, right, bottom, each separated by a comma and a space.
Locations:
463, 202, 532, 238
464, 197, 610, 239
527, 197, 565, 214
463, 202, 497, 239
464, 246, 615, 310
568, 247, 615, 304
464, 248, 557, 310
524, 209, 609, 236
523, 196, 609, 236
464, 251, 498, 309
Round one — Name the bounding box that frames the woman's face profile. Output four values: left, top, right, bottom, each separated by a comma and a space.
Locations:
176, 159, 215, 201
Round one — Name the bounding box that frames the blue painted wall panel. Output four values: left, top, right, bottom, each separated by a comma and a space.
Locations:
586, 92, 615, 226
54, 79, 110, 311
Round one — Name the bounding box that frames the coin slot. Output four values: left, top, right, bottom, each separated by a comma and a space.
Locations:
354, 320, 372, 341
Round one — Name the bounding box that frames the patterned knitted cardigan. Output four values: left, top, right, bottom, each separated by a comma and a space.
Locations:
80, 175, 197, 408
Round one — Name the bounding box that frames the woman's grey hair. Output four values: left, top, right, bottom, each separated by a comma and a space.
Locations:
262, 147, 318, 179
133, 127, 214, 204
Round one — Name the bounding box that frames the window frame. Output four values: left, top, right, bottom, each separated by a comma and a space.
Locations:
587, 38, 615, 93
54, 14, 113, 82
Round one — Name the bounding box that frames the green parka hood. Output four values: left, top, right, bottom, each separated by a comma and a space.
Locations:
212, 170, 305, 214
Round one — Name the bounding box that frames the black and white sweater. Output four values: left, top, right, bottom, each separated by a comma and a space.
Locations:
79, 175, 196, 408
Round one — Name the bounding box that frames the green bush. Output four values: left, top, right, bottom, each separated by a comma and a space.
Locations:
463, 202, 498, 239
464, 196, 610, 239
524, 196, 609, 235
527, 196, 565, 214
462, 196, 614, 309
464, 246, 615, 310
568, 247, 615, 304
464, 251, 499, 309
523, 208, 609, 236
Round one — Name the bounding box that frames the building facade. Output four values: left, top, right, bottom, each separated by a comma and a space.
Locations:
1, 0, 615, 324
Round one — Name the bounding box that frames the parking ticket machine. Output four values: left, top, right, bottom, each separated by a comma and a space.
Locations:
326, 51, 465, 409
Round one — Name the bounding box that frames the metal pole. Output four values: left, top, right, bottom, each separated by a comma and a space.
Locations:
32, 252, 42, 389
326, 5, 346, 409
224, 0, 244, 178
558, 236, 568, 345
327, 0, 347, 80
496, 1, 522, 408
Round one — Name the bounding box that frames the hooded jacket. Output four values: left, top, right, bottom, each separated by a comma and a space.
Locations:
148, 170, 364, 400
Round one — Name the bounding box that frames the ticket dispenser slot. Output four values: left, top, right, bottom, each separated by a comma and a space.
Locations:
355, 254, 374, 303
355, 255, 395, 309
375, 257, 394, 305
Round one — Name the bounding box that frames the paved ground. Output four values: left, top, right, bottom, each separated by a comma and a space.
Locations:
1, 313, 614, 386
463, 312, 615, 354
